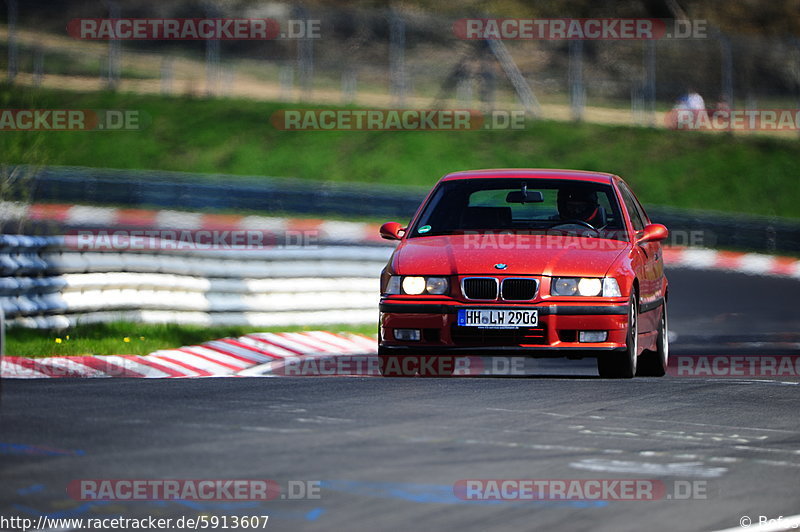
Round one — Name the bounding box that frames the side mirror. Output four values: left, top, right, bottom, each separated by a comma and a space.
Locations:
636, 223, 668, 245
380, 222, 405, 241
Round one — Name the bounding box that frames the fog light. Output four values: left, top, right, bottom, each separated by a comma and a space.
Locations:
394, 328, 421, 341
579, 331, 607, 343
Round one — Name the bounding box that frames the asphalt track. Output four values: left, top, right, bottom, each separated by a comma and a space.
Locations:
1, 268, 800, 532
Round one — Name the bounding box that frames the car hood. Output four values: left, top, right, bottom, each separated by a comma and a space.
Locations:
392, 234, 629, 277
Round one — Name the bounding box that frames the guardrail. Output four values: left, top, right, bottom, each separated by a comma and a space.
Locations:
9, 165, 800, 254
16, 166, 427, 220
0, 234, 393, 329
3, 229, 798, 337
646, 205, 800, 255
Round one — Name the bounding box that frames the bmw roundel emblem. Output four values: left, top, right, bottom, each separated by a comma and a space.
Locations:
494, 263, 508, 270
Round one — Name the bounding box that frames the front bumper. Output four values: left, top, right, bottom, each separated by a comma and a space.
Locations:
379, 300, 629, 357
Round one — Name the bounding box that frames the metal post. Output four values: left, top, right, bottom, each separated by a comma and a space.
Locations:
644, 40, 656, 126
298, 38, 313, 97
341, 69, 357, 104
33, 46, 44, 87
456, 76, 472, 107
478, 49, 496, 113
486, 38, 541, 116
205, 5, 220, 97
389, 10, 406, 107
720, 34, 733, 108
569, 39, 585, 121
7, 0, 18, 82
160, 56, 173, 95
280, 64, 294, 100
106, 1, 121, 89
295, 5, 313, 99
631, 84, 645, 125
205, 38, 220, 96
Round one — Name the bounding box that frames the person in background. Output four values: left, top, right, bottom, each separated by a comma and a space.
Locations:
685, 88, 706, 113
668, 88, 708, 129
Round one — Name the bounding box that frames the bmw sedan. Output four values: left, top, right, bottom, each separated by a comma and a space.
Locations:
378, 169, 669, 378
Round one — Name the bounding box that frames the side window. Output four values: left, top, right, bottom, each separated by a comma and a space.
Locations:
618, 183, 645, 232
623, 182, 650, 225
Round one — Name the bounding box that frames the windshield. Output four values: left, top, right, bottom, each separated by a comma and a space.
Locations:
410, 178, 627, 240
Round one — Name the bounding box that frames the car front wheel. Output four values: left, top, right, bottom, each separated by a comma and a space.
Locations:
636, 303, 668, 377
597, 292, 638, 379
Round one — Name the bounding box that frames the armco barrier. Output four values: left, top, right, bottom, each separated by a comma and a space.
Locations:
16, 165, 427, 220
0, 234, 392, 329
7, 165, 800, 254
2, 232, 799, 331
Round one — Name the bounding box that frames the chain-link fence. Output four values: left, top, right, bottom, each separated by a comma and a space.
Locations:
2, 3, 799, 127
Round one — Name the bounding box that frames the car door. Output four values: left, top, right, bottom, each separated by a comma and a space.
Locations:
617, 180, 665, 332
617, 180, 658, 303
629, 184, 666, 303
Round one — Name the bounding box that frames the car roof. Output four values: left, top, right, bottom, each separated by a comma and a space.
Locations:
440, 169, 617, 185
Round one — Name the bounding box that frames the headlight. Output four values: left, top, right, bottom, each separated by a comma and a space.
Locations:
425, 277, 449, 295
385, 276, 449, 296
577, 278, 602, 296
402, 276, 426, 295
551, 277, 620, 297
552, 277, 578, 296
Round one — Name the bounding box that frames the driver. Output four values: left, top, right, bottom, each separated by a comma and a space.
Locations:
557, 187, 604, 228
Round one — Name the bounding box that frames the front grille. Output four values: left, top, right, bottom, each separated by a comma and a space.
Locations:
463, 278, 498, 300
501, 278, 537, 301
451, 325, 547, 346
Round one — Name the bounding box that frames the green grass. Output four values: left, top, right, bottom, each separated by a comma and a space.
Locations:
1, 84, 799, 219
5, 321, 376, 359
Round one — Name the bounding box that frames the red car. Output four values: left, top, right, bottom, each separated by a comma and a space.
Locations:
378, 169, 669, 378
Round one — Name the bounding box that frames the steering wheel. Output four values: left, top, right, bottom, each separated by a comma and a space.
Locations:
549, 219, 601, 234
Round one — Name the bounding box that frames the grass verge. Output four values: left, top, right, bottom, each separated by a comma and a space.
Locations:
1, 84, 799, 219
5, 321, 376, 359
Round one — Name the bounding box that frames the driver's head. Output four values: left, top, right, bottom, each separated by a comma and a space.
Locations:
558, 187, 599, 222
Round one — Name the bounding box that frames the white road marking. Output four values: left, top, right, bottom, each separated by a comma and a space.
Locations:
753, 459, 800, 469
294, 416, 353, 424
733, 445, 800, 455
570, 458, 727, 478
562, 412, 800, 435
569, 425, 764, 444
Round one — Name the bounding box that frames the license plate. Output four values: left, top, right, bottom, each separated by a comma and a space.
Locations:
457, 309, 538, 328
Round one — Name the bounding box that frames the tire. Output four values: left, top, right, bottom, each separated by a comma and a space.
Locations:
378, 348, 419, 377
597, 292, 638, 379
636, 303, 669, 377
